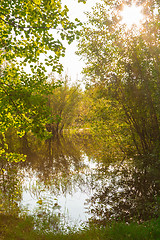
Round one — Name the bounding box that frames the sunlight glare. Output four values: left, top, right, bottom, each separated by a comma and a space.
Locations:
120, 4, 144, 28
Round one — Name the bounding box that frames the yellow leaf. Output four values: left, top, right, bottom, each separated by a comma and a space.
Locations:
37, 199, 43, 205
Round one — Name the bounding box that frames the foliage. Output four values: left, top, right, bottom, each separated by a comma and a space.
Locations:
0, 162, 23, 215
81, 86, 134, 157
0, 0, 82, 68
47, 75, 82, 134
72, 89, 93, 129
32, 196, 63, 233
78, 0, 160, 155
0, 0, 84, 160
0, 213, 160, 240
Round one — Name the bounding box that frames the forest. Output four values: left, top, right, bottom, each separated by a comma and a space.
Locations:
0, 0, 160, 239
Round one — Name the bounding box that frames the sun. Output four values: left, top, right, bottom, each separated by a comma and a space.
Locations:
120, 3, 144, 28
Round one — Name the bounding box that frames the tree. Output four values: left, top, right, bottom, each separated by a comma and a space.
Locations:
78, 0, 160, 155
47, 75, 82, 135
0, 0, 85, 160
82, 85, 132, 156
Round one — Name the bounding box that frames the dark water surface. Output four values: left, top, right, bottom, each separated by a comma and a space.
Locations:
1, 134, 160, 230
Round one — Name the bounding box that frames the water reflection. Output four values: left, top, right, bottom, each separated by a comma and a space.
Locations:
19, 135, 99, 227
87, 157, 160, 224
0, 160, 22, 215
0, 134, 160, 229
21, 136, 96, 196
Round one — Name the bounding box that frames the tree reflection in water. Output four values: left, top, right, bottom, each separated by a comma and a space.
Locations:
1, 133, 160, 228
0, 160, 22, 215
21, 135, 95, 197
86, 156, 160, 224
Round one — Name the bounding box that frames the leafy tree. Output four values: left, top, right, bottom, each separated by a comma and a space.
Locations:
71, 88, 92, 130
82, 85, 133, 156
78, 0, 160, 155
0, 0, 85, 159
47, 75, 82, 135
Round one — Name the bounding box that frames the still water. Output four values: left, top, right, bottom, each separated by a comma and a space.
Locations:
21, 153, 96, 227
1, 134, 160, 230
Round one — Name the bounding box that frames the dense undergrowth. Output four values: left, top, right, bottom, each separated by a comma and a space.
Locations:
0, 214, 160, 240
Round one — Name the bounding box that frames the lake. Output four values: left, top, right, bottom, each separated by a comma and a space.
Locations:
1, 134, 160, 231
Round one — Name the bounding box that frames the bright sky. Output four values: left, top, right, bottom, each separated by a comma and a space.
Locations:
22, 1, 96, 88
120, 3, 144, 28
21, 0, 146, 89
26, 0, 146, 88
60, 0, 98, 87
60, 0, 145, 88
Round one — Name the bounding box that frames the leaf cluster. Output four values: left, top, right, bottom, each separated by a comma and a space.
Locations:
78, 0, 160, 156
0, 0, 84, 162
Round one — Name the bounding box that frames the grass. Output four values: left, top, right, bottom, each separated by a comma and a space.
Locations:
0, 214, 160, 240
